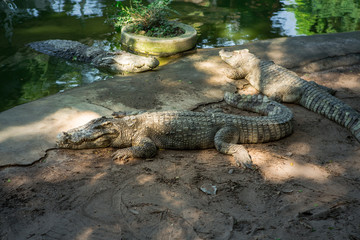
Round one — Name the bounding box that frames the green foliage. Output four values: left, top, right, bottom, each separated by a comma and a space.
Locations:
110, 0, 183, 38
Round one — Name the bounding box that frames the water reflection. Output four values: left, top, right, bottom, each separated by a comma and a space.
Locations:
70, 0, 105, 17
173, 0, 360, 47
271, 0, 299, 36
0, 0, 109, 43
50, 0, 106, 17
172, 0, 283, 48
1, 0, 18, 43
272, 0, 360, 36
0, 49, 111, 111
0, 0, 113, 112
5, 0, 106, 16
50, 0, 65, 12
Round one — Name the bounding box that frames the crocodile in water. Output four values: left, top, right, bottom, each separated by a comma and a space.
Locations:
28, 39, 159, 73
219, 49, 360, 142
57, 92, 293, 168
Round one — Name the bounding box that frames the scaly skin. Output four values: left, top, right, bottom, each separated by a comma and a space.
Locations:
219, 49, 360, 142
28, 39, 159, 73
57, 92, 293, 168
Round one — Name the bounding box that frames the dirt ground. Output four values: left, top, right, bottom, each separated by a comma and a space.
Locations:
1, 65, 360, 240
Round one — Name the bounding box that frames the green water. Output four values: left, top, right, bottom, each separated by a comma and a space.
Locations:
1, 0, 359, 112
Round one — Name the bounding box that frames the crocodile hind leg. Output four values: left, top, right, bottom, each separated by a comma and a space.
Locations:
214, 126, 253, 169
112, 137, 157, 164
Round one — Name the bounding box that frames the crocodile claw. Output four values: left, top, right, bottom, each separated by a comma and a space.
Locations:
112, 149, 132, 164
235, 159, 255, 170
241, 161, 255, 170
234, 152, 254, 169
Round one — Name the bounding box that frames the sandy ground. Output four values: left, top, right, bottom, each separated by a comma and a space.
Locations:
1, 64, 360, 239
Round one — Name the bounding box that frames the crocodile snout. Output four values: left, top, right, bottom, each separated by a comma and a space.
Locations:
219, 49, 233, 59
56, 132, 71, 147
148, 57, 160, 69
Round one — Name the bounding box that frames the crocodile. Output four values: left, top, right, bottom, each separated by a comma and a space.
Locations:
57, 92, 294, 168
219, 49, 360, 142
27, 39, 159, 73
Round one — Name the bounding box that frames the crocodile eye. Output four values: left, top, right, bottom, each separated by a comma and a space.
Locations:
92, 121, 112, 129
100, 121, 113, 127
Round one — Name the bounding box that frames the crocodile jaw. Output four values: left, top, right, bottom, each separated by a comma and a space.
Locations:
56, 131, 117, 149
56, 117, 119, 149
219, 49, 251, 68
110, 53, 159, 73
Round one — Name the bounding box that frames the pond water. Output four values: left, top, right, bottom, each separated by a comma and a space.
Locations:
1, 0, 359, 112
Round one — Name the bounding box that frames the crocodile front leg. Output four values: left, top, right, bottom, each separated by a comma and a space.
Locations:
214, 126, 253, 169
222, 67, 247, 80
112, 136, 157, 163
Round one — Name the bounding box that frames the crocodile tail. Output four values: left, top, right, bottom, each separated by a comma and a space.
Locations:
224, 92, 293, 120
299, 84, 360, 142
224, 92, 294, 143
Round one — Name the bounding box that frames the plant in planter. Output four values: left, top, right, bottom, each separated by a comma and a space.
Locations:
110, 0, 197, 56
113, 0, 183, 37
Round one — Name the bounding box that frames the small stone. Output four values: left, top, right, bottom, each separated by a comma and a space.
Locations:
228, 169, 234, 174
129, 209, 139, 215
200, 184, 217, 195
285, 152, 293, 157
282, 189, 293, 194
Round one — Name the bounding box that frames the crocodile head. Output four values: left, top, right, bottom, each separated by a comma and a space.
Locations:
219, 49, 256, 68
108, 52, 160, 73
57, 117, 120, 149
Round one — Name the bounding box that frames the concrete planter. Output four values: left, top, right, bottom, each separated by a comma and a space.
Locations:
121, 22, 197, 57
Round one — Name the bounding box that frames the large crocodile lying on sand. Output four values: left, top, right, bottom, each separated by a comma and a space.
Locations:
57, 92, 293, 168
219, 49, 360, 142
28, 39, 159, 73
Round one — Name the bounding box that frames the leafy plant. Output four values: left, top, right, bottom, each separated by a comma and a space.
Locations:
110, 0, 184, 38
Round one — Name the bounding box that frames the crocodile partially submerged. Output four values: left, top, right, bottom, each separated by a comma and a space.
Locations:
219, 49, 360, 142
28, 39, 159, 73
57, 92, 293, 168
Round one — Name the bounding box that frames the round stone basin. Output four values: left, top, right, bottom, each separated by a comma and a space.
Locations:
121, 22, 197, 57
